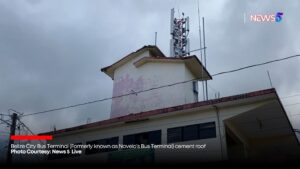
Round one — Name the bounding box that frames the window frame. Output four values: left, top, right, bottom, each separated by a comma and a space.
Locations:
167, 121, 216, 143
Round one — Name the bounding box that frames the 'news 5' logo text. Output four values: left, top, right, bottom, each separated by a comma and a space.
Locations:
247, 12, 283, 23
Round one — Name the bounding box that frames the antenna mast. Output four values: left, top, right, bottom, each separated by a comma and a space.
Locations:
170, 8, 190, 57
197, 0, 206, 101
203, 17, 208, 100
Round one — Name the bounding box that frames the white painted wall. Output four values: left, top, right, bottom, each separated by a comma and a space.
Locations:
184, 64, 198, 102
49, 100, 271, 163
110, 51, 198, 118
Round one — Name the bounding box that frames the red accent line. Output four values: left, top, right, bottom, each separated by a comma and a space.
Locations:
10, 135, 53, 140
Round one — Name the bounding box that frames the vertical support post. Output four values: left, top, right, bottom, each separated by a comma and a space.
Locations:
214, 106, 224, 160
155, 32, 157, 46
6, 113, 17, 164
202, 17, 208, 100
267, 71, 273, 88
197, 0, 205, 101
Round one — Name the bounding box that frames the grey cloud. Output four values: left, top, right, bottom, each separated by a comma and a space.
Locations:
0, 0, 299, 137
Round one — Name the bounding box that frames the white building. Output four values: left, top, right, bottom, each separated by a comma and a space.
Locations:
101, 46, 211, 118
42, 45, 300, 163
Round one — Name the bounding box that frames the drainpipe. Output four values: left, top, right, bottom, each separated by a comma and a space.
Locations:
213, 105, 224, 161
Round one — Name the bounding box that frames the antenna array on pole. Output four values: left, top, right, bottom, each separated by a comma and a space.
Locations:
170, 8, 190, 57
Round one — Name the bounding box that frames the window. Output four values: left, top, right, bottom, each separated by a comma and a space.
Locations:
167, 122, 216, 143
183, 124, 199, 141
167, 127, 182, 143
85, 137, 118, 155
199, 122, 216, 139
123, 130, 161, 146
193, 81, 199, 102
193, 81, 198, 94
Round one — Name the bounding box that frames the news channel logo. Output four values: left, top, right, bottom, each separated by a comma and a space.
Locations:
244, 12, 283, 23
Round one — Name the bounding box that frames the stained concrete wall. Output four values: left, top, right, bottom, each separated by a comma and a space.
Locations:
111, 51, 198, 118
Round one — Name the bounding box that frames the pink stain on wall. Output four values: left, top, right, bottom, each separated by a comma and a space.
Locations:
111, 74, 144, 118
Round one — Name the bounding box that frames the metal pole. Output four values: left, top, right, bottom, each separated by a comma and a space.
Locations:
6, 113, 17, 164
202, 17, 208, 100
197, 0, 205, 101
267, 71, 273, 88
214, 106, 224, 160
155, 32, 157, 46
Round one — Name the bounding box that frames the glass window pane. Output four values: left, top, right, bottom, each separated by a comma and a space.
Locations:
148, 130, 161, 145
123, 135, 135, 145
199, 122, 216, 139
183, 124, 199, 141
167, 127, 182, 143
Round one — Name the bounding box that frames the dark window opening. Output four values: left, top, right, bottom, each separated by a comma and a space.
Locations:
123, 130, 161, 146
167, 122, 216, 143
183, 124, 199, 141
167, 127, 182, 143
193, 81, 198, 94
199, 122, 216, 139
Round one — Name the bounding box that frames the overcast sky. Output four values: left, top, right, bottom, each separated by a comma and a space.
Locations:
0, 0, 299, 144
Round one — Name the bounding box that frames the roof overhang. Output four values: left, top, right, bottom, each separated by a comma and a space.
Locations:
100, 45, 166, 80
225, 100, 294, 140
224, 96, 300, 156
133, 55, 212, 80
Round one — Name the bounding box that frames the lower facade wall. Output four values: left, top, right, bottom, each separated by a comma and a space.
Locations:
46, 102, 268, 163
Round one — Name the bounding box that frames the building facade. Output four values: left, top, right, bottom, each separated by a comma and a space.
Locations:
101, 46, 211, 118
42, 46, 300, 163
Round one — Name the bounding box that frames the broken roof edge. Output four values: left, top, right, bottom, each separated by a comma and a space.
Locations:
100, 45, 166, 79
40, 88, 279, 136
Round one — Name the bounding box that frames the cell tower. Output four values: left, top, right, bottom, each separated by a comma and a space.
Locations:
170, 8, 190, 57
